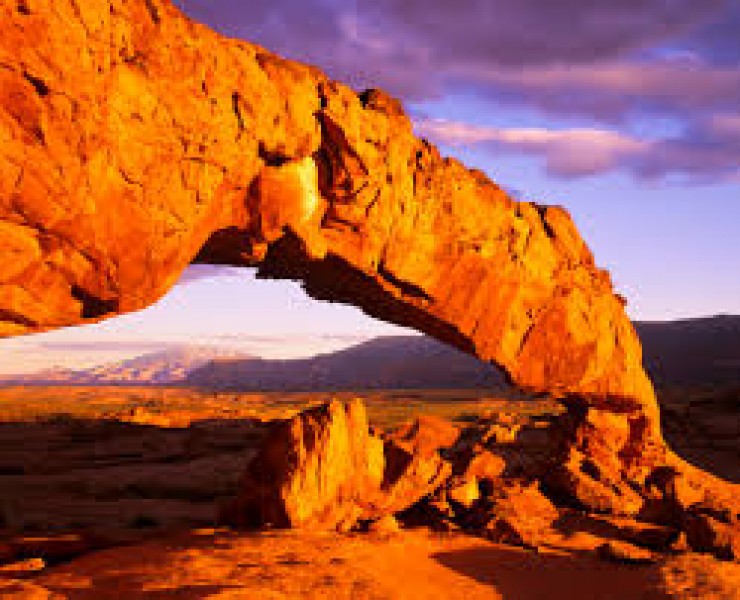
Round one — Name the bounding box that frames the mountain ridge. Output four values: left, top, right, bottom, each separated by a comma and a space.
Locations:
3, 315, 738, 390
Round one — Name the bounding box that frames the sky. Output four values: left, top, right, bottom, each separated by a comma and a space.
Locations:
1, 0, 739, 374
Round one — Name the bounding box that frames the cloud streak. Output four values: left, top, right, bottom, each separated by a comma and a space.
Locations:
176, 0, 735, 98
30, 340, 193, 353
362, 0, 727, 67
28, 334, 378, 356
416, 118, 740, 181
452, 57, 740, 122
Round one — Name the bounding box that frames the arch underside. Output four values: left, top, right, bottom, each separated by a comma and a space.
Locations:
0, 0, 735, 517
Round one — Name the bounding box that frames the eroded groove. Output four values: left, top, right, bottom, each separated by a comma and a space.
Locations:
231, 92, 245, 136
0, 308, 36, 328
258, 141, 289, 167
23, 71, 49, 97
71, 285, 119, 319
144, 0, 161, 24
377, 261, 431, 301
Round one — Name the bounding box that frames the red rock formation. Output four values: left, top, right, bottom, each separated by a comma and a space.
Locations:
0, 0, 736, 534
481, 480, 561, 548
387, 416, 460, 457
220, 400, 384, 530
220, 399, 450, 530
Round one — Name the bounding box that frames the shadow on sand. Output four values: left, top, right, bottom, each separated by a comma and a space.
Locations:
432, 545, 670, 600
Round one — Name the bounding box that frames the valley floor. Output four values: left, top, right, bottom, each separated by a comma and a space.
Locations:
0, 386, 737, 599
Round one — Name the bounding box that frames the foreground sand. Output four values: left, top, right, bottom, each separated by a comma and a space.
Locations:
0, 530, 740, 600
0, 528, 735, 599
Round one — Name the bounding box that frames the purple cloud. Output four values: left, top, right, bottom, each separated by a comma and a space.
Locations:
676, 3, 740, 66
452, 57, 740, 122
174, 0, 740, 182
631, 115, 740, 181
175, 0, 734, 98
416, 119, 646, 178
362, 0, 728, 67
416, 117, 740, 181
174, 0, 439, 99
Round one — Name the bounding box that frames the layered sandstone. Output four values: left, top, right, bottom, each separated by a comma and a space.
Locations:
0, 0, 736, 530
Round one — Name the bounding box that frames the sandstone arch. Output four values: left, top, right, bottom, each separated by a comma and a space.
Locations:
0, 0, 735, 517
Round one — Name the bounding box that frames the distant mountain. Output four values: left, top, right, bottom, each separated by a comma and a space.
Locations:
4, 367, 80, 384
187, 315, 740, 392
0, 346, 251, 386
186, 336, 507, 391
636, 315, 740, 388
4, 316, 739, 390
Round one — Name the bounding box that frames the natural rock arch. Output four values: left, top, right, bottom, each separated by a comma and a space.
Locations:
0, 0, 735, 515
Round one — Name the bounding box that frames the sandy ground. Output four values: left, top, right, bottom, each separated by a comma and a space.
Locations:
0, 529, 732, 599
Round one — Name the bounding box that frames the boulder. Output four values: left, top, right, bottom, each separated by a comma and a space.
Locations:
460, 450, 506, 483
447, 477, 480, 509
221, 399, 451, 531
640, 466, 708, 524
482, 423, 521, 445
221, 399, 383, 530
610, 519, 679, 552
478, 481, 560, 547
546, 454, 645, 516
388, 416, 460, 457
0, 557, 46, 577
546, 407, 645, 515
377, 437, 452, 518
0, 580, 56, 600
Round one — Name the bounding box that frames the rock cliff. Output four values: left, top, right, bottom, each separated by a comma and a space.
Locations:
0, 0, 736, 522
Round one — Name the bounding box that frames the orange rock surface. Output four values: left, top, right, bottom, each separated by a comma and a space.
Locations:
0, 0, 649, 404
0, 0, 736, 538
220, 400, 452, 530
221, 399, 385, 530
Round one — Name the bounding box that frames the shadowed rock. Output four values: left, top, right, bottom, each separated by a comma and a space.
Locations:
0, 0, 737, 554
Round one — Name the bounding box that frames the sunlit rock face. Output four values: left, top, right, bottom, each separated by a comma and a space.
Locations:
220, 399, 451, 531
0, 0, 736, 520
0, 0, 647, 405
